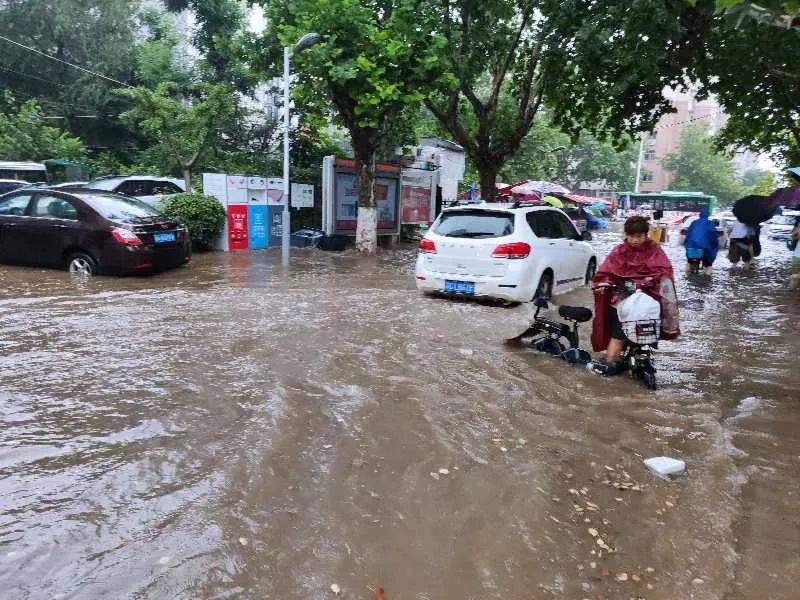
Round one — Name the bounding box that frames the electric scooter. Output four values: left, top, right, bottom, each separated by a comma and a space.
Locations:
593, 280, 659, 390
509, 298, 593, 365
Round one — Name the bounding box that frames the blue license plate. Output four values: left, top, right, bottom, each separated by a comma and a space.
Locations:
445, 280, 475, 295
153, 232, 176, 244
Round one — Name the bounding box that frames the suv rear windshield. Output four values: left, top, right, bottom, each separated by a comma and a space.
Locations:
80, 193, 163, 221
434, 210, 514, 238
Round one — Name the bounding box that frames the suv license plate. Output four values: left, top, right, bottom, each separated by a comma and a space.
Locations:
445, 280, 475, 295
153, 232, 176, 244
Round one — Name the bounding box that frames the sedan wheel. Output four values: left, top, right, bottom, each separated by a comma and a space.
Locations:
67, 253, 97, 276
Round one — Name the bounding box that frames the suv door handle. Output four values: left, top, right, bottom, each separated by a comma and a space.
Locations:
4, 222, 16, 228
54, 224, 67, 229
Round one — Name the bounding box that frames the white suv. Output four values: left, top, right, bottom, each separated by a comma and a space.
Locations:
415, 204, 597, 303
85, 176, 186, 205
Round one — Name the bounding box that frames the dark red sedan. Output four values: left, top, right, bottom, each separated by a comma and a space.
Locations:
0, 187, 191, 276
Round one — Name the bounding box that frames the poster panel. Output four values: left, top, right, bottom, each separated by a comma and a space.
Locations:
333, 172, 399, 234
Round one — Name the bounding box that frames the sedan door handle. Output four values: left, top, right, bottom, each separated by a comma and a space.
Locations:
4, 222, 16, 228
54, 224, 67, 229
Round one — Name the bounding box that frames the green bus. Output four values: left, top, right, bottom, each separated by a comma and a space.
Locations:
617, 191, 718, 217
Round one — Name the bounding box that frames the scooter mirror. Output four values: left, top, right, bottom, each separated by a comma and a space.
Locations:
534, 297, 549, 309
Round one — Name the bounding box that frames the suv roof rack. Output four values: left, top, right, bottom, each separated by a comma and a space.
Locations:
511, 200, 542, 209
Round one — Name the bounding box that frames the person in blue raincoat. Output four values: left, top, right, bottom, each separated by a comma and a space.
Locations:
683, 208, 719, 274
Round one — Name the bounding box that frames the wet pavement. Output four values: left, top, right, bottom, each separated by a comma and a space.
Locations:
0, 234, 798, 599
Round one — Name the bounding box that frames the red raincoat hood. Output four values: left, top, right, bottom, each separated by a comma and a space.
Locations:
594, 239, 674, 285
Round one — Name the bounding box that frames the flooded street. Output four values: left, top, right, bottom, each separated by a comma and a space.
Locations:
1, 235, 798, 600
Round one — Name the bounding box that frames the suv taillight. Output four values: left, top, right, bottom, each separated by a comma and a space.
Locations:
492, 241, 530, 259
111, 227, 143, 246
419, 238, 436, 253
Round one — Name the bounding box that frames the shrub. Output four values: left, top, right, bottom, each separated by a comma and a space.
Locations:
158, 193, 226, 250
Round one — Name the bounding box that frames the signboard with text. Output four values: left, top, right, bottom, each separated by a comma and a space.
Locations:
291, 183, 314, 208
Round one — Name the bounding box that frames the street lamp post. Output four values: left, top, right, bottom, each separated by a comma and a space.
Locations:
282, 32, 321, 269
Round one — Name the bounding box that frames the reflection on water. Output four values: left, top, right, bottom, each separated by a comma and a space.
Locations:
0, 237, 798, 599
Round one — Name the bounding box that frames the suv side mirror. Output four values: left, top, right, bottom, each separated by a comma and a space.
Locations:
581, 230, 592, 242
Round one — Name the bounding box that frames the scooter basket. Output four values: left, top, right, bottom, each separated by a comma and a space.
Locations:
621, 319, 660, 345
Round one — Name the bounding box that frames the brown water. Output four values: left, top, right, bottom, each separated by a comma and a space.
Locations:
0, 235, 798, 600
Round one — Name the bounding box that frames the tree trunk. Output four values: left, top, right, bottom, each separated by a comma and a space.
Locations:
182, 164, 192, 193
353, 144, 378, 254
477, 160, 501, 203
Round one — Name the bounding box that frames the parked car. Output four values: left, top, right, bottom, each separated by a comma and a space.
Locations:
563, 206, 588, 234
415, 204, 596, 303
0, 179, 30, 196
767, 210, 800, 240
0, 161, 47, 183
84, 176, 186, 205
0, 187, 191, 276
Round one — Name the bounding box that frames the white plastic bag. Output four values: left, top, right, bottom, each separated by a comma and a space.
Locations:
616, 290, 661, 344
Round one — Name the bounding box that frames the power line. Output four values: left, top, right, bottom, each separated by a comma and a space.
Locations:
0, 34, 133, 89
0, 63, 68, 87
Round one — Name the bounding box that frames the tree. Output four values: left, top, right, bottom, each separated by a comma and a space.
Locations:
262, 0, 448, 253
0, 0, 140, 146
164, 0, 253, 90
116, 83, 237, 189
695, 16, 800, 167
425, 0, 554, 202
0, 94, 85, 161
662, 123, 746, 204
134, 5, 194, 89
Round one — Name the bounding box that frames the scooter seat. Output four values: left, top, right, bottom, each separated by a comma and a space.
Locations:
558, 305, 593, 323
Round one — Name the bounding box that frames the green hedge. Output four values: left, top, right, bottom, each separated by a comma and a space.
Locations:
158, 193, 226, 251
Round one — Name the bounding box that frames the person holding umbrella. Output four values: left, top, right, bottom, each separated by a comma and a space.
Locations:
729, 194, 774, 267
728, 219, 758, 267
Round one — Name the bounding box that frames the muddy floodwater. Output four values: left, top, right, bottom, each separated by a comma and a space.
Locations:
1, 234, 798, 600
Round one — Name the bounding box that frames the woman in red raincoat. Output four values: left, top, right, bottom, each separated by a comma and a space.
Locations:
592, 216, 680, 366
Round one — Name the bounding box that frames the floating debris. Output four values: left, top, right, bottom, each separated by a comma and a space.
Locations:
615, 572, 629, 582
644, 456, 686, 477
330, 583, 342, 595
588, 527, 598, 537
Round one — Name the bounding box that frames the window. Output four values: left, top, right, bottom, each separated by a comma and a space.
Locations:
80, 193, 162, 221
434, 210, 514, 238
0, 194, 32, 216
644, 150, 656, 161
641, 172, 654, 182
0, 181, 27, 195
551, 211, 580, 238
33, 194, 79, 220
527, 211, 565, 238
116, 180, 153, 197
151, 182, 182, 195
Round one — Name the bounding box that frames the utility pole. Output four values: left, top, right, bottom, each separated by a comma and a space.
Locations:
634, 135, 645, 194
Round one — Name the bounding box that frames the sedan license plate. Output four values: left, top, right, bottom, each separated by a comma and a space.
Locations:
444, 280, 475, 295
153, 231, 176, 244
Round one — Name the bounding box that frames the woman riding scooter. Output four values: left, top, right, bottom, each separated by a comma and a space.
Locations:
592, 216, 680, 374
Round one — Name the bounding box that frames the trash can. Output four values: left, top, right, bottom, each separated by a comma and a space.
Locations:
290, 228, 324, 248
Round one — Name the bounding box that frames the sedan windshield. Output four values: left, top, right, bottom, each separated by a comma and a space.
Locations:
80, 193, 163, 221
434, 210, 514, 238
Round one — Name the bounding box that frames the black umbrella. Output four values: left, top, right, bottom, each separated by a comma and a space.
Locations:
732, 194, 776, 226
